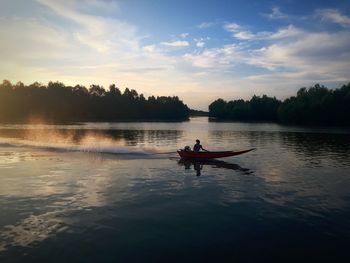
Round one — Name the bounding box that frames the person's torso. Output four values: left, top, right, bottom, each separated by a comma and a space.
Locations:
193, 144, 201, 152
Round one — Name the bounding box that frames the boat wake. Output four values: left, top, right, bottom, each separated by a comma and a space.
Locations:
0, 137, 173, 159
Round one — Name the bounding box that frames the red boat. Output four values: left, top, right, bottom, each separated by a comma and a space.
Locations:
177, 148, 255, 159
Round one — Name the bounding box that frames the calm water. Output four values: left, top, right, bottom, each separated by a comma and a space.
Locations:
0, 117, 350, 262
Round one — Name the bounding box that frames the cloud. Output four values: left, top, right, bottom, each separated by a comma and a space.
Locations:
186, 18, 350, 90
142, 45, 156, 53
196, 41, 205, 48
224, 22, 264, 40
246, 31, 350, 83
0, 0, 186, 97
268, 25, 303, 39
224, 23, 241, 32
77, 0, 119, 15
224, 22, 303, 41
224, 22, 259, 40
262, 7, 288, 20
194, 38, 205, 48
316, 9, 350, 28
36, 0, 139, 53
160, 41, 189, 47
0, 16, 87, 84
232, 31, 257, 40
197, 22, 215, 29
183, 44, 244, 69
180, 33, 189, 38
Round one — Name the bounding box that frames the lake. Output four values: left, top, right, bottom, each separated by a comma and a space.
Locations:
1, 117, 350, 262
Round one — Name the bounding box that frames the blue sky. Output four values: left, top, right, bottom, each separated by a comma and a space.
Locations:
0, 0, 349, 109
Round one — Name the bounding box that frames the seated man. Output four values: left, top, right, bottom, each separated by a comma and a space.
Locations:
184, 146, 191, 152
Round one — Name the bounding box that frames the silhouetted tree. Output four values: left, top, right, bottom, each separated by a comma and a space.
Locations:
0, 80, 190, 123
209, 99, 227, 118
209, 83, 350, 126
278, 83, 350, 126
209, 95, 280, 122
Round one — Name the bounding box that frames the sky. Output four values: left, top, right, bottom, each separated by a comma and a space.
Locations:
0, 0, 349, 110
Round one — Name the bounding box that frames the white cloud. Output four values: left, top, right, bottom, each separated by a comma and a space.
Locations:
224, 22, 269, 40
194, 38, 205, 48
246, 31, 350, 82
77, 0, 119, 14
224, 23, 259, 40
0, 16, 85, 77
268, 25, 303, 39
186, 21, 350, 90
196, 41, 205, 48
197, 22, 215, 29
183, 44, 243, 69
233, 31, 257, 40
142, 45, 156, 53
35, 0, 139, 53
224, 23, 241, 33
180, 33, 189, 38
160, 41, 189, 47
316, 9, 350, 28
0, 0, 186, 99
225, 23, 304, 41
263, 7, 288, 20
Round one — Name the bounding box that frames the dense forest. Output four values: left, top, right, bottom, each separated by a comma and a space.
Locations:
1, 80, 349, 126
0, 80, 190, 123
209, 83, 350, 126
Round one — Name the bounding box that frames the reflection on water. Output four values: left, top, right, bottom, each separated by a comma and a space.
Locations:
0, 128, 183, 150
1, 118, 350, 262
0, 210, 66, 252
178, 158, 253, 176
280, 132, 350, 163
0, 152, 136, 253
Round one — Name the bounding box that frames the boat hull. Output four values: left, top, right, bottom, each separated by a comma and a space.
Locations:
177, 148, 255, 159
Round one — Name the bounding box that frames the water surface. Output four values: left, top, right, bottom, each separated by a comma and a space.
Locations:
1, 117, 350, 262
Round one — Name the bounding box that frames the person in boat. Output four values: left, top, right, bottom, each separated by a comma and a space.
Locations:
184, 146, 191, 152
193, 139, 208, 152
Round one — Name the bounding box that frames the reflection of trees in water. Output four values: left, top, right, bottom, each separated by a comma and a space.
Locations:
0, 128, 183, 146
209, 129, 350, 162
178, 158, 253, 176
209, 130, 280, 148
279, 132, 350, 160
0, 129, 27, 139
105, 130, 183, 146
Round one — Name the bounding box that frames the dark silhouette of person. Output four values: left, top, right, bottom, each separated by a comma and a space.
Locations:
193, 162, 203, 176
193, 139, 208, 152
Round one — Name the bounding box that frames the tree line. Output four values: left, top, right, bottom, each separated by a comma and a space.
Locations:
0, 80, 190, 123
209, 83, 350, 126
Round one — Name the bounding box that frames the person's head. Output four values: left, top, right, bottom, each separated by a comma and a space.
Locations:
196, 139, 200, 144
